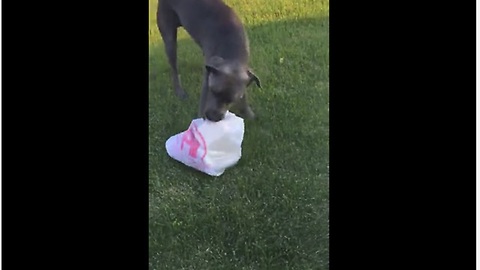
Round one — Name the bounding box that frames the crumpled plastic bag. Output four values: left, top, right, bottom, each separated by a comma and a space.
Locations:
165, 111, 245, 176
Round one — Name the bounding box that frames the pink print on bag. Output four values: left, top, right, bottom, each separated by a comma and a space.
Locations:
174, 123, 208, 171
180, 123, 207, 159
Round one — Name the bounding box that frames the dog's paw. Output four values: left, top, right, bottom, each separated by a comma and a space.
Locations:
239, 108, 256, 120
175, 88, 188, 100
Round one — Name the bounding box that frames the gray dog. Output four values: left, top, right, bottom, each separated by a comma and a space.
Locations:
157, 0, 262, 122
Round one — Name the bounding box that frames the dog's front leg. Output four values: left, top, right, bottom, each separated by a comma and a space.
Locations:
236, 93, 255, 119
198, 70, 209, 118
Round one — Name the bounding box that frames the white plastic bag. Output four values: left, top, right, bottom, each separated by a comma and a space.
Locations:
165, 111, 245, 176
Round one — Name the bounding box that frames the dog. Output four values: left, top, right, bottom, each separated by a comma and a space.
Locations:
157, 0, 262, 122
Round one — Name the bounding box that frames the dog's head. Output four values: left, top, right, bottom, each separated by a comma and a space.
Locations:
203, 56, 261, 122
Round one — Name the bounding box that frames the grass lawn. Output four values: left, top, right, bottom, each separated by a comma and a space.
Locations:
149, 0, 329, 268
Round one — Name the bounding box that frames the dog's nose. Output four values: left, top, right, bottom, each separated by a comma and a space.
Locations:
205, 110, 224, 122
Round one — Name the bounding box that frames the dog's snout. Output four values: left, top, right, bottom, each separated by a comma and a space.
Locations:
205, 110, 224, 122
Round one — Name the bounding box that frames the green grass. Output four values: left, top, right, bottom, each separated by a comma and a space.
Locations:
149, 0, 329, 269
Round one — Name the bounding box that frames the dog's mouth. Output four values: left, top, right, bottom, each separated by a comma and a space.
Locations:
204, 110, 225, 122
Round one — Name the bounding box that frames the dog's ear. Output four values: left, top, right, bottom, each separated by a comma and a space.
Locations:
247, 69, 262, 88
205, 56, 225, 75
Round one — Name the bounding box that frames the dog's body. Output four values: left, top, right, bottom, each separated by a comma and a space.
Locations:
157, 0, 261, 122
